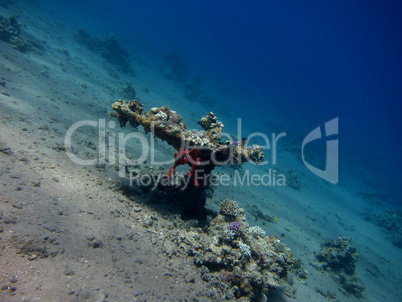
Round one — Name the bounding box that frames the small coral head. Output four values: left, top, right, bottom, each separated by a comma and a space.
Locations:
228, 222, 242, 234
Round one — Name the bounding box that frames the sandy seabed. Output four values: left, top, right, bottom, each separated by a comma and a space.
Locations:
0, 1, 401, 301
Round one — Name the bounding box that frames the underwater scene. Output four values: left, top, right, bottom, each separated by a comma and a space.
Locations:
0, 0, 401, 301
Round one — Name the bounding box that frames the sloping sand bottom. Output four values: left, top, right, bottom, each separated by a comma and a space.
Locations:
0, 2, 401, 301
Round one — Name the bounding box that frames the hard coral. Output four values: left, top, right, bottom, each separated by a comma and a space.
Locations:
313, 237, 365, 298
220, 199, 239, 217
0, 15, 28, 52
227, 222, 242, 234
175, 199, 295, 300
375, 210, 402, 248
315, 237, 358, 275
198, 112, 224, 142
248, 226, 267, 238
239, 242, 252, 258
74, 29, 132, 73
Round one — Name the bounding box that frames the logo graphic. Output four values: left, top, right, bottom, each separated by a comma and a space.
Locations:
301, 118, 339, 184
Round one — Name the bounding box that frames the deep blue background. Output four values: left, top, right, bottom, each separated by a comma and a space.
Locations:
35, 0, 402, 203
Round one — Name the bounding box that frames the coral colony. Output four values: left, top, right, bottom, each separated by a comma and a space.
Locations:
227, 222, 242, 234
172, 199, 295, 300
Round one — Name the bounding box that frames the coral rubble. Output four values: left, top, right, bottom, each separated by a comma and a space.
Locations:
313, 237, 365, 298
121, 81, 136, 99
74, 29, 132, 73
0, 15, 28, 52
375, 210, 402, 248
172, 200, 295, 300
286, 169, 301, 190
159, 51, 190, 83
314, 237, 358, 275
159, 52, 217, 107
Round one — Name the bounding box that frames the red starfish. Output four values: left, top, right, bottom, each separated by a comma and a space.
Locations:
168, 148, 201, 187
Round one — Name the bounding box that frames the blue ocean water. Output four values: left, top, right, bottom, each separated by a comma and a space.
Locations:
36, 0, 402, 202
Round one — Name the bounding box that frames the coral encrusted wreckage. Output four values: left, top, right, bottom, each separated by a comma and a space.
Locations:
110, 101, 297, 299
111, 99, 265, 216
